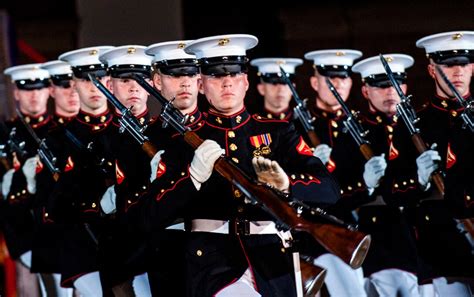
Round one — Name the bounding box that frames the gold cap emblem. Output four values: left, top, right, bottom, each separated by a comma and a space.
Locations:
89, 49, 98, 55
384, 56, 394, 63
452, 33, 463, 40
218, 38, 230, 46
127, 47, 136, 54
276, 60, 285, 65
177, 43, 186, 49
336, 51, 346, 56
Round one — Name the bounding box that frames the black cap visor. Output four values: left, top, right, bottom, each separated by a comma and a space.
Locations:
15, 78, 50, 90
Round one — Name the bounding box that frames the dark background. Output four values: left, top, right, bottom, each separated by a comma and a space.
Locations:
1, 0, 473, 118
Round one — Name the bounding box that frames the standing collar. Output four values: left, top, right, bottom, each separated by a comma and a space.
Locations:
365, 110, 398, 126
17, 111, 51, 128
76, 109, 113, 131
262, 107, 292, 120
206, 107, 251, 129
431, 93, 471, 112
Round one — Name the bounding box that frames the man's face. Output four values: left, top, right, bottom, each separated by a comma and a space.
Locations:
50, 84, 80, 116
200, 73, 249, 115
14, 87, 50, 116
310, 73, 352, 109
108, 77, 149, 116
153, 73, 200, 112
362, 84, 406, 116
73, 76, 110, 113
257, 82, 292, 113
428, 62, 473, 97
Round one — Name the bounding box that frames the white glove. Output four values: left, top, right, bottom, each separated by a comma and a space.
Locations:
150, 150, 165, 182
313, 144, 332, 165
2, 169, 14, 198
22, 156, 38, 194
100, 185, 117, 215
416, 145, 441, 188
189, 140, 224, 190
252, 156, 290, 192
363, 154, 387, 191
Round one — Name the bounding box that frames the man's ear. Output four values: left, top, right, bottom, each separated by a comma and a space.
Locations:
152, 73, 162, 91
256, 83, 265, 96
427, 63, 436, 80
198, 77, 205, 94
106, 78, 113, 90
13, 88, 20, 102
310, 75, 319, 92
361, 84, 370, 100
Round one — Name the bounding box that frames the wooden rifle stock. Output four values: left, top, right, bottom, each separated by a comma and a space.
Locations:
411, 134, 445, 195
141, 141, 159, 159
359, 143, 375, 161
183, 132, 371, 268
300, 260, 326, 296
307, 130, 321, 148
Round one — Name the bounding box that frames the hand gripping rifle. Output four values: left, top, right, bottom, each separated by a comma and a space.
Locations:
434, 65, 474, 132
279, 66, 321, 147
88, 74, 158, 158
16, 109, 60, 181
379, 54, 444, 195
131, 73, 371, 269
325, 77, 375, 161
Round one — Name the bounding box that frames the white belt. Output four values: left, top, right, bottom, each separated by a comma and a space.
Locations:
165, 222, 185, 230
191, 219, 278, 235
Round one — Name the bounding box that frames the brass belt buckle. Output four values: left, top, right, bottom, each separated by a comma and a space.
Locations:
234, 219, 250, 236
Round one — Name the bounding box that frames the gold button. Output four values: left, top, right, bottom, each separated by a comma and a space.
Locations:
237, 206, 244, 213
10, 195, 15, 200
231, 157, 239, 164
216, 117, 222, 124
357, 182, 362, 187
142, 185, 147, 190
160, 189, 165, 193
308, 176, 313, 180
44, 212, 49, 217
181, 172, 185, 176
300, 174, 305, 179
451, 110, 458, 117
127, 200, 132, 204
16, 192, 21, 196
348, 186, 353, 191
388, 134, 393, 140
387, 125, 393, 133
107, 161, 113, 167
425, 215, 430, 221
92, 203, 97, 208
228, 131, 235, 138
340, 190, 344, 195
135, 193, 139, 197
410, 179, 415, 184
333, 131, 338, 138
171, 180, 175, 184
403, 181, 407, 186
234, 189, 242, 198
372, 216, 377, 223
291, 174, 296, 180
466, 195, 471, 201
394, 183, 399, 188
229, 143, 237, 151
196, 250, 203, 256
331, 120, 338, 128
281, 248, 286, 253
22, 189, 26, 194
